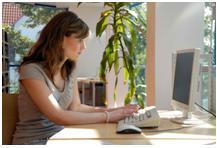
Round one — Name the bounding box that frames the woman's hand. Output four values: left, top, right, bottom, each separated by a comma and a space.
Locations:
107, 105, 139, 123
118, 104, 140, 113
106, 104, 140, 113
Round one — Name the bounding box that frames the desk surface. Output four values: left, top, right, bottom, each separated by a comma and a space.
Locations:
47, 111, 216, 145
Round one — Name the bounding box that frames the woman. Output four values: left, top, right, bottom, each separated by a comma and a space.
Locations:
12, 11, 139, 145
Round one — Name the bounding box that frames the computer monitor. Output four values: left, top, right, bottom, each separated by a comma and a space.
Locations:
171, 48, 201, 124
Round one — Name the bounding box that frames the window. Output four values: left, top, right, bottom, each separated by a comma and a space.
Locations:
129, 3, 147, 107
2, 30, 10, 93
201, 2, 216, 113
2, 2, 66, 93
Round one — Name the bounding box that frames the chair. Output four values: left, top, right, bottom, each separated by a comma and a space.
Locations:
2, 93, 19, 145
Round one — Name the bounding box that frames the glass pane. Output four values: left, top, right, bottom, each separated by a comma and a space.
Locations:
202, 2, 216, 112
9, 66, 19, 93
2, 2, 66, 93
130, 3, 147, 107
201, 69, 209, 109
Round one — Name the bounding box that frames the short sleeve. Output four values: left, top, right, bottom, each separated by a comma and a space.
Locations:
19, 63, 46, 81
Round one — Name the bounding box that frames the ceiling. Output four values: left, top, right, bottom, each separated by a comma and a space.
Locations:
19, 2, 104, 9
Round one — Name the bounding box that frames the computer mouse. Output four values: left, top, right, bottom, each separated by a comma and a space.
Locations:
116, 124, 142, 134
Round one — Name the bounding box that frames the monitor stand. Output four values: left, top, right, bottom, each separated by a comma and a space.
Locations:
170, 112, 204, 125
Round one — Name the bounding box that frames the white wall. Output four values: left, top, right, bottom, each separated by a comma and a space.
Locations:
68, 4, 106, 77
155, 2, 204, 109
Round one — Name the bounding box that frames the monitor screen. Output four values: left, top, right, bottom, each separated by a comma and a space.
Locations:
172, 52, 194, 105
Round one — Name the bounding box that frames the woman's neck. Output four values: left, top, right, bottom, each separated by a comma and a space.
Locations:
54, 58, 67, 79
53, 59, 67, 91
58, 58, 67, 70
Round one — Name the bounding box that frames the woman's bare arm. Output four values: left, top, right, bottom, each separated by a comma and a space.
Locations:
21, 78, 137, 125
21, 79, 107, 125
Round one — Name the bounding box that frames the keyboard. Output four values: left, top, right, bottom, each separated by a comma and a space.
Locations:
118, 106, 160, 128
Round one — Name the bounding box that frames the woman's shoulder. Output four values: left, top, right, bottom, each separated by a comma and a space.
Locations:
20, 62, 44, 70
19, 62, 46, 76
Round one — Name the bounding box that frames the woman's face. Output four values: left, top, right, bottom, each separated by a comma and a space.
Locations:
62, 34, 86, 61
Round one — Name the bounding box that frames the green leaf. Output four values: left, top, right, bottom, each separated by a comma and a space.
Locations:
125, 52, 136, 99
122, 16, 139, 27
123, 8, 138, 19
113, 35, 119, 50
96, 15, 109, 37
112, 35, 119, 74
101, 9, 113, 18
99, 42, 115, 81
114, 76, 118, 102
130, 77, 136, 96
123, 67, 129, 84
106, 36, 115, 71
125, 51, 135, 71
130, 26, 137, 49
99, 67, 106, 82
114, 50, 119, 75
136, 96, 145, 109
117, 2, 131, 9
108, 52, 115, 71
104, 2, 115, 8
116, 24, 124, 33
114, 13, 125, 34
77, 2, 82, 7
99, 51, 108, 82
122, 33, 134, 56
124, 92, 131, 105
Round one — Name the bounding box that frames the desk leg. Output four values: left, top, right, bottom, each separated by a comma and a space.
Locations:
82, 83, 85, 104
92, 82, 95, 106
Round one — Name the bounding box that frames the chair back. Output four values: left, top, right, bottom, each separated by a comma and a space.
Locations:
2, 93, 19, 145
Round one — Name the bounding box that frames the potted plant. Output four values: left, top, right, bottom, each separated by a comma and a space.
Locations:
96, 2, 146, 108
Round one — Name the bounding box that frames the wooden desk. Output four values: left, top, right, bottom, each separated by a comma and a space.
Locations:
47, 111, 216, 145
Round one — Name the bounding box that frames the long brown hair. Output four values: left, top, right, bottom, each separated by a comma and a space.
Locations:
21, 11, 89, 81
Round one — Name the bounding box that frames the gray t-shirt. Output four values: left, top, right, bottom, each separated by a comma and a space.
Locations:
12, 63, 75, 144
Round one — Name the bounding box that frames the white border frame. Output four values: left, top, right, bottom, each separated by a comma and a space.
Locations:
171, 48, 200, 114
